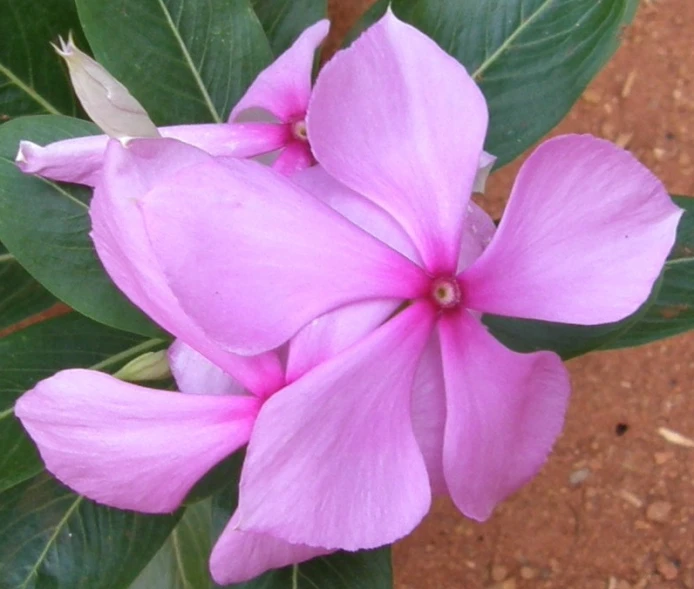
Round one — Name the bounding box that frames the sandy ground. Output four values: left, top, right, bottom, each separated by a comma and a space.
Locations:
326, 1, 694, 587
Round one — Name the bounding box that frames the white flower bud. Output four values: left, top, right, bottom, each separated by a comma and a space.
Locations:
53, 34, 160, 140
113, 350, 171, 382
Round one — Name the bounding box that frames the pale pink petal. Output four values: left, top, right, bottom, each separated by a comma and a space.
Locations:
229, 20, 330, 123
286, 299, 396, 382
271, 140, 314, 176
210, 511, 329, 584
293, 166, 421, 264
457, 201, 496, 272
168, 340, 248, 397
410, 330, 447, 496
473, 150, 496, 194
141, 154, 428, 355
16, 136, 107, 186
15, 369, 260, 513
438, 312, 570, 521
308, 10, 488, 271
93, 139, 284, 396
236, 303, 435, 550
17, 123, 288, 187
460, 135, 683, 324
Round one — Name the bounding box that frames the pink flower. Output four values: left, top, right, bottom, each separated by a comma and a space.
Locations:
111, 12, 682, 552
14, 23, 330, 186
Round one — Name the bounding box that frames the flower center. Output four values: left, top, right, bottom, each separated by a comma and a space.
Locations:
291, 119, 308, 142
430, 276, 461, 309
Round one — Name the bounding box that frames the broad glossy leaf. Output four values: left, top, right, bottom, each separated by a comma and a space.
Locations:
0, 0, 86, 118
251, 0, 327, 55
608, 196, 694, 348
76, 0, 273, 124
0, 115, 161, 336
0, 473, 179, 589
0, 311, 162, 494
129, 501, 214, 589
351, 0, 638, 167
0, 243, 56, 333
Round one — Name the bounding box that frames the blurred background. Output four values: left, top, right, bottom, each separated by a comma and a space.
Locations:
329, 1, 694, 587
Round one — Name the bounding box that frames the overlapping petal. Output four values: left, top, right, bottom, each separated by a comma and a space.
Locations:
460, 135, 683, 324
308, 10, 488, 271
235, 303, 436, 550
438, 311, 570, 521
92, 139, 284, 395
229, 20, 330, 123
15, 369, 260, 513
210, 511, 329, 584
141, 151, 428, 355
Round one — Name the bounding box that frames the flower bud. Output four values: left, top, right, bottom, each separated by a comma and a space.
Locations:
53, 34, 160, 140
113, 350, 171, 382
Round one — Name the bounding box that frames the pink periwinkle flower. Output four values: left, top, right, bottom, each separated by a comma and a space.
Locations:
13, 10, 682, 583
82, 11, 680, 552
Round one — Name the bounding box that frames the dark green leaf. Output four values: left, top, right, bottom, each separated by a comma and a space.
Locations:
231, 548, 392, 589
0, 473, 179, 589
0, 115, 161, 336
251, 0, 327, 56
76, 0, 273, 125
0, 311, 162, 494
0, 0, 86, 118
0, 243, 56, 333
350, 0, 638, 167
129, 501, 215, 589
608, 196, 694, 348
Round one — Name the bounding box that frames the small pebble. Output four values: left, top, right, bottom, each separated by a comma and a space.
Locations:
519, 566, 537, 580
569, 468, 591, 486
646, 500, 673, 523
491, 564, 508, 582
656, 554, 679, 581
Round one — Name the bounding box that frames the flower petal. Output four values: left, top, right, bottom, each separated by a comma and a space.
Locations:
210, 511, 329, 584
15, 369, 260, 513
168, 340, 248, 396
410, 330, 447, 497
457, 201, 496, 272
473, 151, 496, 194
141, 150, 427, 355
438, 312, 570, 521
229, 20, 330, 123
460, 135, 683, 324
17, 123, 288, 187
308, 10, 488, 271
93, 139, 285, 395
236, 303, 435, 550
271, 140, 314, 176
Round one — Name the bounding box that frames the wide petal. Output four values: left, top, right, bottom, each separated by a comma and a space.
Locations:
236, 303, 435, 550
168, 340, 249, 396
308, 10, 488, 271
92, 139, 285, 395
229, 20, 330, 123
410, 330, 447, 496
15, 369, 260, 513
271, 140, 314, 176
210, 511, 329, 584
438, 312, 570, 521
460, 135, 683, 324
141, 149, 428, 355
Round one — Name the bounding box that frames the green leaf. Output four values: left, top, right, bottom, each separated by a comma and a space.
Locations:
0, 115, 161, 337
231, 549, 393, 589
608, 196, 694, 348
0, 311, 163, 494
0, 243, 56, 333
251, 0, 327, 56
129, 501, 215, 589
76, 0, 273, 125
352, 0, 638, 167
0, 473, 180, 589
0, 0, 86, 118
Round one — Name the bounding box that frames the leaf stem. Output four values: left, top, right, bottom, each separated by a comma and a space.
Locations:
0, 252, 15, 264
0, 63, 62, 115
89, 337, 166, 371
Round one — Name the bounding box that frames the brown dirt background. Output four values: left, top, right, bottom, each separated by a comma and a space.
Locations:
327, 1, 694, 588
